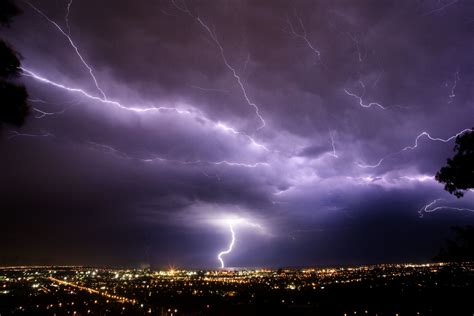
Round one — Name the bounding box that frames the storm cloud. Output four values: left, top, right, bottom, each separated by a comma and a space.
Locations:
1, 0, 474, 268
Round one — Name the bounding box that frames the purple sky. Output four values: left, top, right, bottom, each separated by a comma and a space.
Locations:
1, 0, 474, 268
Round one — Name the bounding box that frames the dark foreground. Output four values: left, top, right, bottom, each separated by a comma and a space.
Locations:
1, 262, 473, 315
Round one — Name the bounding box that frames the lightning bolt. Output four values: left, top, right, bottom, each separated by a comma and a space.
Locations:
286, 13, 322, 65
201, 171, 221, 182
448, 70, 460, 103
346, 32, 364, 63
65, 0, 73, 34
87, 142, 270, 168
7, 130, 54, 139
419, 198, 474, 217
344, 81, 386, 110
189, 85, 228, 93
21, 68, 188, 113
32, 107, 67, 119
422, 0, 459, 16
401, 129, 472, 151
217, 223, 235, 268
356, 158, 385, 169
357, 128, 473, 168
327, 19, 366, 64
171, 0, 266, 130
26, 1, 108, 100
216, 123, 270, 152
22, 2, 271, 152
23, 0, 273, 162
21, 68, 272, 153
329, 131, 338, 158
28, 98, 49, 104
28, 97, 79, 118
211, 217, 265, 268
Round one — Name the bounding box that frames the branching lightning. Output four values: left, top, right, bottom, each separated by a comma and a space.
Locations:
22, 1, 272, 155
286, 13, 322, 65
21, 68, 176, 112
32, 107, 67, 119
28, 97, 79, 118
21, 67, 272, 153
171, 0, 266, 130
26, 1, 108, 100
401, 128, 472, 151
327, 20, 366, 64
193, 17, 266, 131
217, 223, 235, 268
346, 32, 364, 63
448, 70, 460, 103
87, 141, 270, 169
419, 198, 474, 217
344, 81, 386, 110
357, 128, 473, 168
216, 123, 270, 152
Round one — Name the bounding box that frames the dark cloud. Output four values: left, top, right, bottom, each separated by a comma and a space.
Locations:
1, 0, 474, 268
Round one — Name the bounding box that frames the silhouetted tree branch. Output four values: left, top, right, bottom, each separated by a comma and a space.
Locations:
0, 0, 21, 26
0, 0, 30, 128
435, 129, 474, 198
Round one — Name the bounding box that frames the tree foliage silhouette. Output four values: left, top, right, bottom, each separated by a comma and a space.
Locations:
0, 0, 30, 127
435, 129, 474, 198
0, 0, 21, 26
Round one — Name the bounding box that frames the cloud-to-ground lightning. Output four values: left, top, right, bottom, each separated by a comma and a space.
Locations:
26, 1, 108, 100
419, 198, 474, 217
210, 216, 265, 268
357, 128, 473, 168
217, 223, 235, 268
171, 0, 266, 130
286, 13, 322, 65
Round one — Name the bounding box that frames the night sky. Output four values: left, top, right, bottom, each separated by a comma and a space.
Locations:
1, 0, 474, 268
